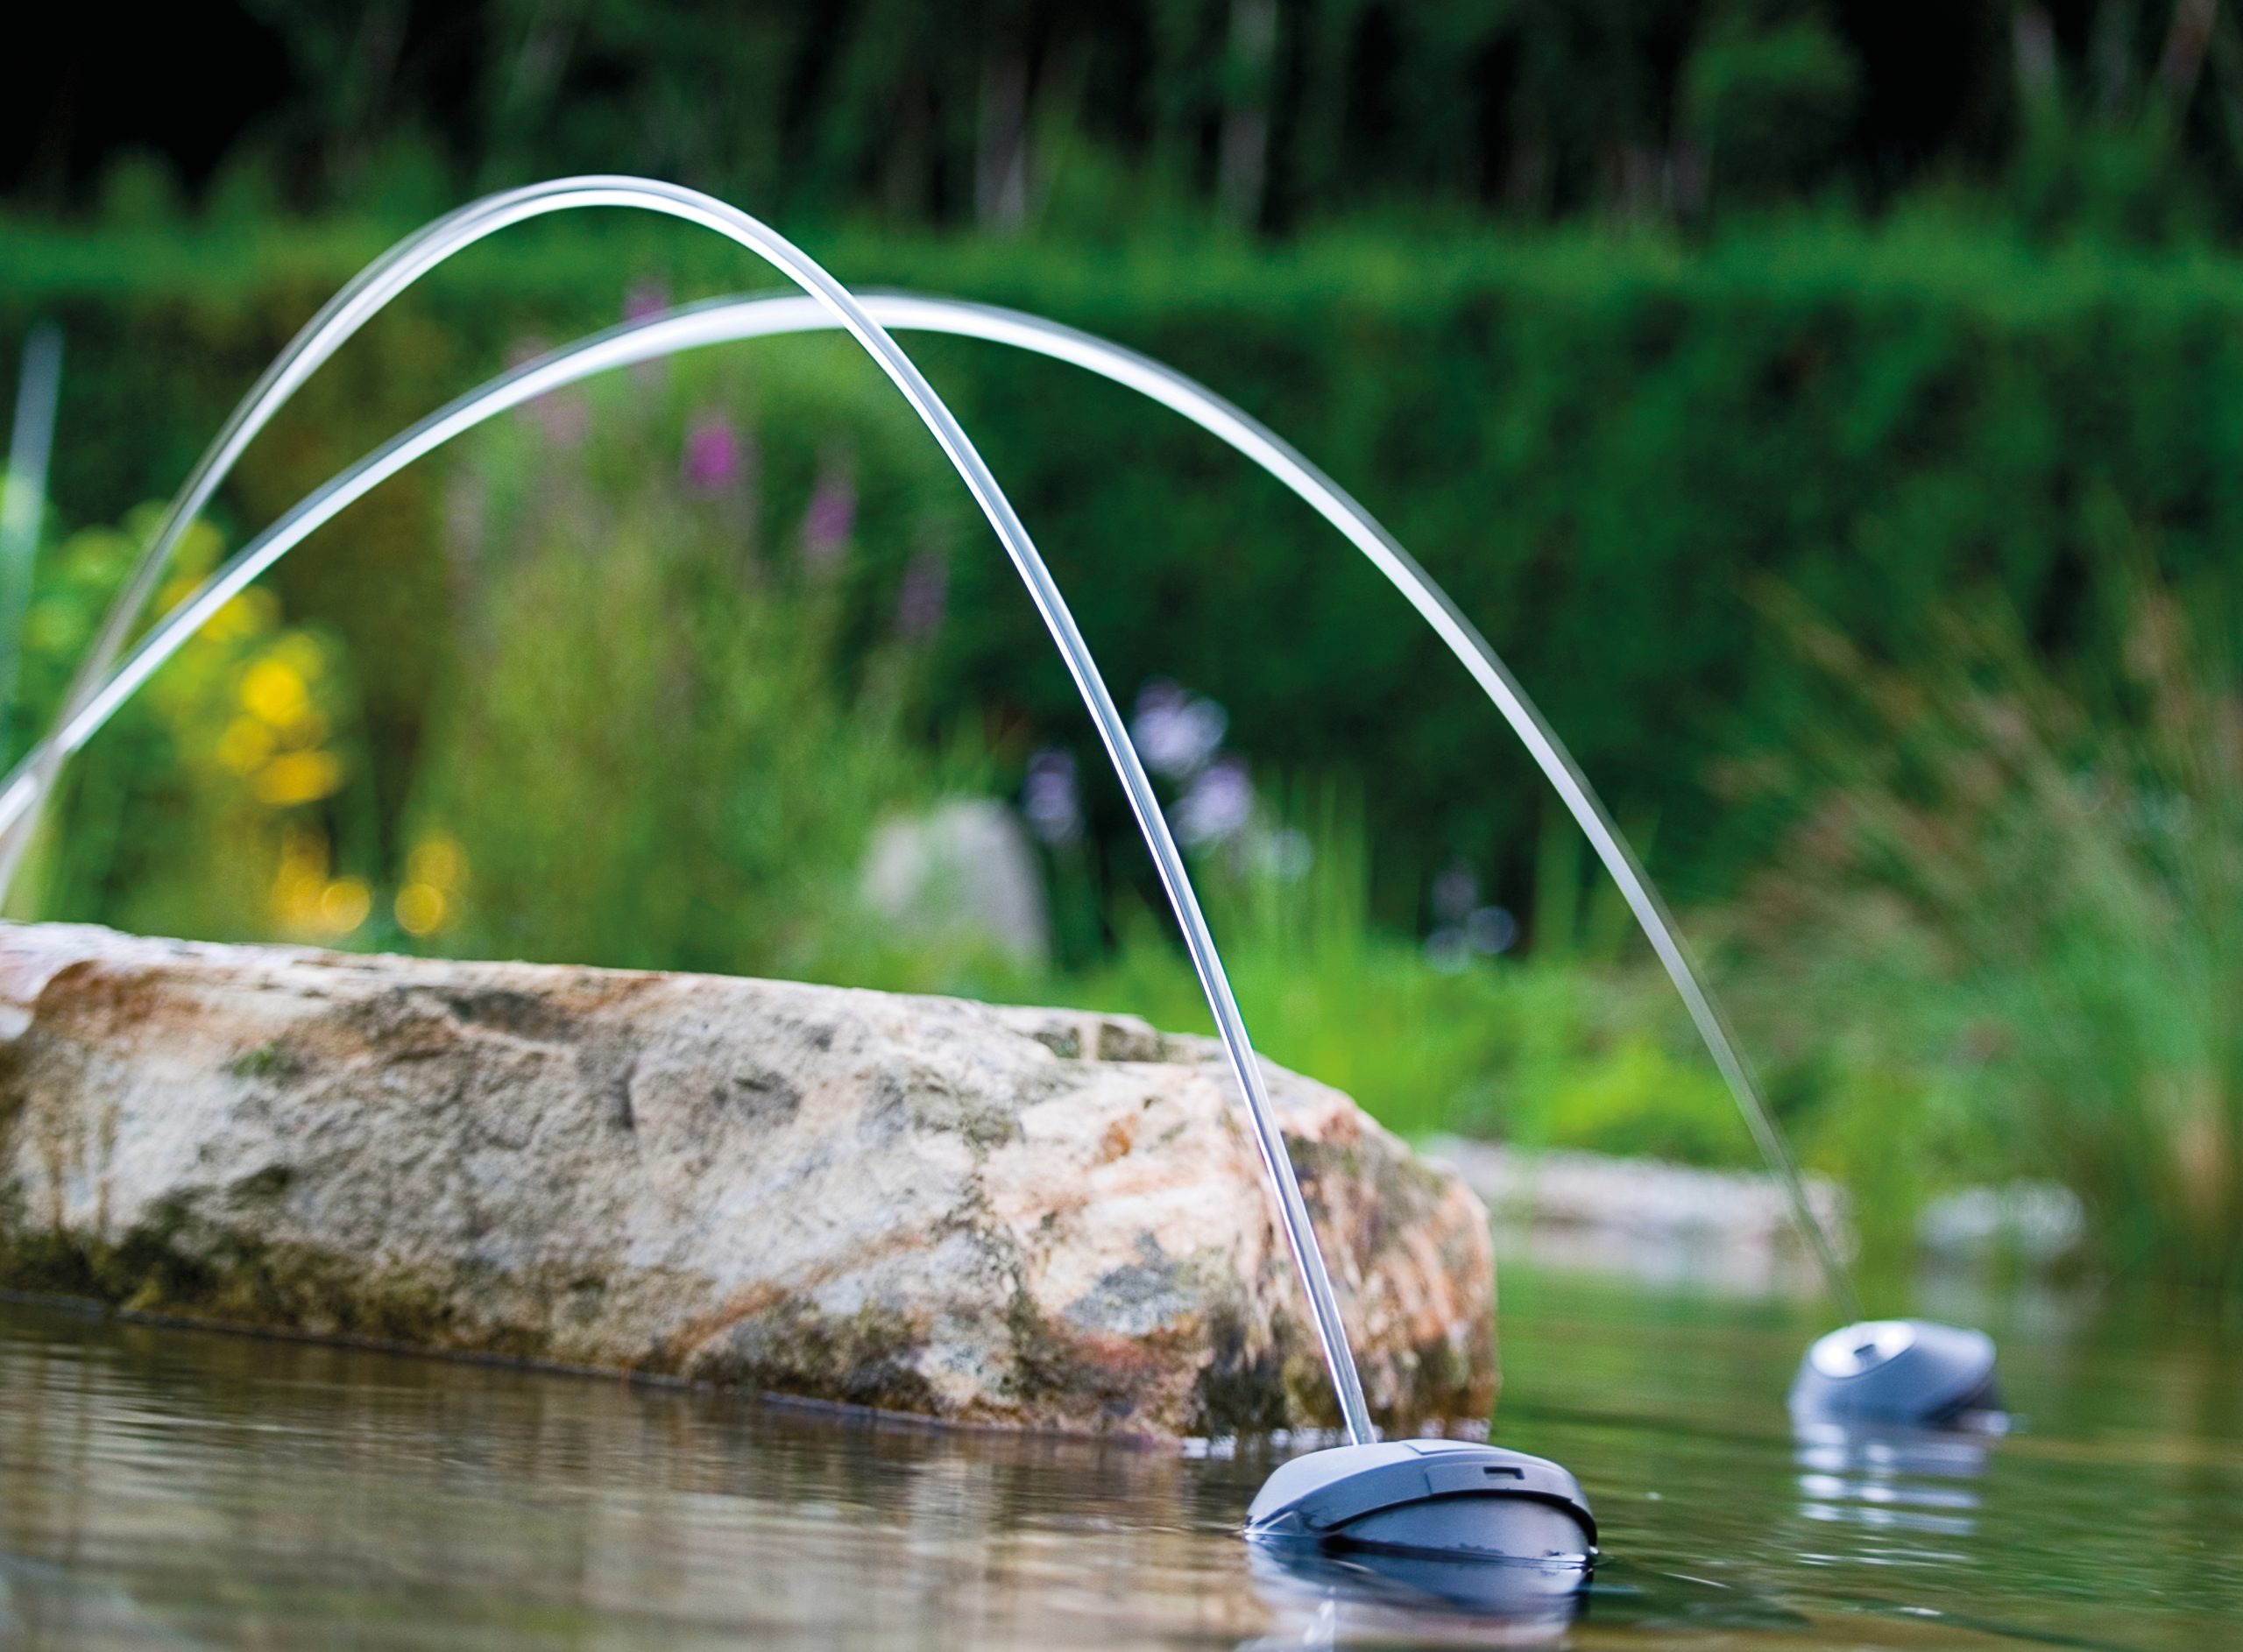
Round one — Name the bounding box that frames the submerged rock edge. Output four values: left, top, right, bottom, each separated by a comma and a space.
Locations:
0, 922, 1495, 1441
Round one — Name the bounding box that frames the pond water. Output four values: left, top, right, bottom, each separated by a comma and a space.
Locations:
1, 1260, 2236, 1650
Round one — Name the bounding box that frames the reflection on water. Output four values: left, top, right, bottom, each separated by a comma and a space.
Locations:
2, 1263, 2239, 1649
1244, 1539, 1582, 1648
1793, 1423, 1992, 1543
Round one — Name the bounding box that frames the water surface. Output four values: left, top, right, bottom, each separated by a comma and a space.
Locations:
2, 1263, 2235, 1648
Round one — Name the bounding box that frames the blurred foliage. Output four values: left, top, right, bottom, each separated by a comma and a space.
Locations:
1723, 558, 2243, 1286
14, 259, 2243, 1280
11, 509, 370, 944
403, 337, 993, 985
20, 215, 2243, 920
16, 2, 2243, 244
1066, 784, 1747, 1166
1681, 12, 1860, 205
18, 1, 2243, 1288
5, 322, 1006, 980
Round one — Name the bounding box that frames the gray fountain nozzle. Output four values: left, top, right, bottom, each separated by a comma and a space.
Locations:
1787, 1319, 2000, 1427
1245, 1440, 1596, 1571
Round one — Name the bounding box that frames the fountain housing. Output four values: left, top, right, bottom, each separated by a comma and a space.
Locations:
1788, 1319, 2000, 1427
1245, 1438, 1595, 1573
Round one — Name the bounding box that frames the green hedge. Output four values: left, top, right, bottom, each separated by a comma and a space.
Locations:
11, 213, 2243, 908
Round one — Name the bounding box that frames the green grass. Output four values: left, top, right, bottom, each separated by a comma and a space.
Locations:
1053, 790, 1749, 1166
1723, 566, 2243, 1287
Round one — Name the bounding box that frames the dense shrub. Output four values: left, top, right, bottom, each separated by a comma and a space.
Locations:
14, 214, 2243, 918
401, 336, 982, 985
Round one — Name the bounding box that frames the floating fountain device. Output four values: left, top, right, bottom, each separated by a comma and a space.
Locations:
1788, 1319, 2000, 1427
4, 175, 1990, 1581
1243, 1437, 1595, 1578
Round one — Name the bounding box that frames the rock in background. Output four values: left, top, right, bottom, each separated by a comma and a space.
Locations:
0, 923, 1493, 1440
1426, 1133, 1851, 1297
860, 799, 1050, 969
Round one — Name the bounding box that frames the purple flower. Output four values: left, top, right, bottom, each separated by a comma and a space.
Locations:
624, 277, 670, 323
625, 279, 673, 384
1130, 679, 1229, 780
1173, 757, 1254, 848
1433, 861, 1479, 924
1467, 906, 1518, 955
895, 548, 949, 642
506, 335, 588, 446
682, 411, 745, 497
800, 458, 857, 576
1022, 748, 1082, 845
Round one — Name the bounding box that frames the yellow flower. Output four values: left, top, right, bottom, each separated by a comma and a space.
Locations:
240, 659, 311, 729
269, 632, 327, 681
406, 834, 465, 892
215, 717, 274, 775
252, 750, 344, 807
271, 825, 331, 932
203, 589, 281, 642
394, 882, 449, 937
317, 878, 372, 935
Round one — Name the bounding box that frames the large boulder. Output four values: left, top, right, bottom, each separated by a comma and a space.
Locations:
0, 923, 1494, 1440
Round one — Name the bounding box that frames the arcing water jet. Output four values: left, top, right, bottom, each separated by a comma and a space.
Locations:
13, 177, 2016, 1583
